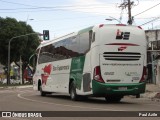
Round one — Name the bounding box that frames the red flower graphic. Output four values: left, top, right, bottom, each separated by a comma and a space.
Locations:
41, 64, 52, 85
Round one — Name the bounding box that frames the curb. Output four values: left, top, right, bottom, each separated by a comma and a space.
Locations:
151, 93, 160, 102
141, 92, 158, 98
0, 85, 32, 89
16, 85, 33, 88
142, 84, 160, 102
141, 91, 160, 102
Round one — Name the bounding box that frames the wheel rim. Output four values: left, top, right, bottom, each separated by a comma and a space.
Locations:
71, 88, 75, 99
40, 86, 42, 92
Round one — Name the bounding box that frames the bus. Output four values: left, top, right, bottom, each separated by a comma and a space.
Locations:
33, 24, 147, 102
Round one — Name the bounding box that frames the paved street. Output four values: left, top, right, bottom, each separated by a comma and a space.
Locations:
0, 87, 160, 120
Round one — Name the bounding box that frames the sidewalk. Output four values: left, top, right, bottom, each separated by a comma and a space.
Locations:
141, 83, 160, 101
0, 85, 33, 89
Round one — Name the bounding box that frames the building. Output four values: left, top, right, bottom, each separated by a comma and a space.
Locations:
145, 29, 160, 85
0, 64, 6, 82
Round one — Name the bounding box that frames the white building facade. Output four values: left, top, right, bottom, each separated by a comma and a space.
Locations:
145, 30, 160, 85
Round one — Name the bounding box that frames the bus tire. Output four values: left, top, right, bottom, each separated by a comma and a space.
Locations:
70, 82, 79, 101
40, 85, 46, 96
105, 96, 122, 103
136, 94, 140, 98
38, 80, 41, 91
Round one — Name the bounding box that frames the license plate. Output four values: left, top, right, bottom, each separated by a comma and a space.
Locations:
118, 87, 127, 90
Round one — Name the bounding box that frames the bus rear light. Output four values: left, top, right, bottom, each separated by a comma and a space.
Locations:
93, 66, 105, 83
140, 66, 147, 83
137, 26, 142, 29
116, 24, 126, 26
99, 24, 104, 28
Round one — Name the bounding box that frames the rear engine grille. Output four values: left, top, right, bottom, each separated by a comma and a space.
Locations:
103, 52, 141, 61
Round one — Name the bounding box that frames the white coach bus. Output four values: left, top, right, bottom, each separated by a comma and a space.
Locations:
33, 24, 147, 102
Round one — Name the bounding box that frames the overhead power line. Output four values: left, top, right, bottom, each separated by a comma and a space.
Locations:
140, 15, 160, 26
0, 0, 116, 6
0, 6, 120, 14
134, 2, 160, 17
0, 0, 115, 11
0, 0, 38, 7
0, 5, 112, 11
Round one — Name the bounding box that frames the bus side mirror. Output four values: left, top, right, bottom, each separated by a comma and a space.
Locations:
29, 54, 37, 74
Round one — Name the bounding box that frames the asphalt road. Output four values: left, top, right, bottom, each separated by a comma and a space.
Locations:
0, 87, 160, 120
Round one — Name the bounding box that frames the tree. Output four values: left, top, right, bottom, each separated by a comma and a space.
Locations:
0, 17, 40, 82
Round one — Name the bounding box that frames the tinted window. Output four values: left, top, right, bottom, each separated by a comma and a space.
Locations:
38, 45, 55, 64
38, 32, 91, 64
79, 32, 90, 54
67, 36, 81, 57
92, 32, 95, 42
38, 36, 79, 64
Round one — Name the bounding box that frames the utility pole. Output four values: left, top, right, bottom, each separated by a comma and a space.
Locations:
127, 0, 132, 25
7, 33, 41, 85
119, 0, 134, 25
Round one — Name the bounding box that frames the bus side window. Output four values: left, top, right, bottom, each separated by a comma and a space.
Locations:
89, 30, 92, 41
92, 32, 95, 42
67, 36, 80, 57
79, 32, 90, 54
32, 54, 37, 74
38, 45, 55, 64
89, 30, 92, 48
29, 54, 37, 74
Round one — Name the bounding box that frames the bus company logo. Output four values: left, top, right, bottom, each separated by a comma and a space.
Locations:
41, 64, 52, 85
73, 58, 80, 64
118, 46, 127, 51
116, 29, 130, 40
53, 65, 70, 71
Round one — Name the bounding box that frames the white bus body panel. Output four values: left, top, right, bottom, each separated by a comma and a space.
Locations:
95, 25, 146, 84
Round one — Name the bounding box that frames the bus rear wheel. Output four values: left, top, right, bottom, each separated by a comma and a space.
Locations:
40, 85, 47, 96
70, 82, 79, 101
105, 96, 122, 103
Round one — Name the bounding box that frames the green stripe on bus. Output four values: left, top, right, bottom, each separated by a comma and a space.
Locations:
70, 56, 85, 90
92, 80, 146, 95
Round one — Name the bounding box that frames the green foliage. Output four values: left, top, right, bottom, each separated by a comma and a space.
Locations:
0, 17, 40, 66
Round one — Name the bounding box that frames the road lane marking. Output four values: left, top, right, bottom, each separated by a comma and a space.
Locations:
17, 92, 160, 111
17, 93, 123, 111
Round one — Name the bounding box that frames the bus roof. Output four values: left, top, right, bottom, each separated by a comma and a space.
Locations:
38, 32, 76, 49
38, 24, 143, 49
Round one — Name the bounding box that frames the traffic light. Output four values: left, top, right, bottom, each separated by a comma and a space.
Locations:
43, 30, 49, 40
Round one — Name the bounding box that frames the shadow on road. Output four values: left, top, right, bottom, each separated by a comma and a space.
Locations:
39, 94, 136, 105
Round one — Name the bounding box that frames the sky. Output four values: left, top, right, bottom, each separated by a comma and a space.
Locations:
0, 0, 160, 39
